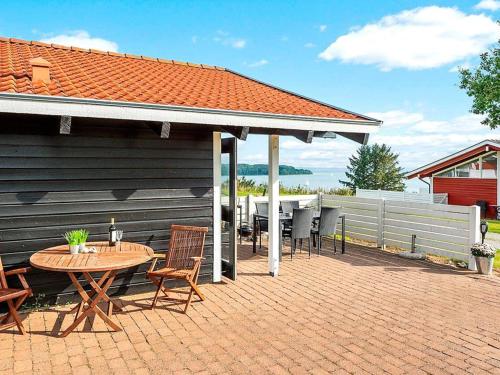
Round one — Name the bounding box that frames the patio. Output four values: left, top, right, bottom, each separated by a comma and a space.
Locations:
1, 241, 499, 374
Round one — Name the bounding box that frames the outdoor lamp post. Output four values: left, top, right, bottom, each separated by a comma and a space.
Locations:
480, 220, 488, 244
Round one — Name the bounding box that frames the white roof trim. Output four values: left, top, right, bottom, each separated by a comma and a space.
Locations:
406, 140, 500, 178
0, 93, 381, 134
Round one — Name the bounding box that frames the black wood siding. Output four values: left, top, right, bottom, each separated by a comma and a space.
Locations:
0, 115, 213, 302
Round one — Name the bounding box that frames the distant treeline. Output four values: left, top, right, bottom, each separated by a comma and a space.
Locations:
221, 164, 313, 176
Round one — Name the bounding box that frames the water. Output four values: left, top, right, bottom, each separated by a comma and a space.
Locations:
232, 167, 426, 193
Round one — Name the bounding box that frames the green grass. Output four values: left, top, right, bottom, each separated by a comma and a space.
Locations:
494, 250, 500, 270
486, 220, 500, 234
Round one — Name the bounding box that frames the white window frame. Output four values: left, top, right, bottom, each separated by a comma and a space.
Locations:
433, 151, 497, 179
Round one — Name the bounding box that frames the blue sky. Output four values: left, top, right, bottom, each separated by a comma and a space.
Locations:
1, 0, 499, 172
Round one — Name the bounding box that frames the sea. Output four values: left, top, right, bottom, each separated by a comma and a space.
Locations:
234, 167, 426, 193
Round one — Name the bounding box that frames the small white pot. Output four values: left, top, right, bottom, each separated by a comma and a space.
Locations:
475, 256, 494, 275
79, 243, 86, 253
69, 244, 79, 255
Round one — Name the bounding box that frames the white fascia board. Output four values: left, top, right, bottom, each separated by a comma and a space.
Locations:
405, 140, 496, 178
0, 93, 381, 134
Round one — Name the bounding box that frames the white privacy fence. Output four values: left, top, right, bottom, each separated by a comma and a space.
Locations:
356, 189, 448, 204
236, 193, 479, 268
321, 195, 479, 266
382, 200, 478, 262
321, 194, 382, 245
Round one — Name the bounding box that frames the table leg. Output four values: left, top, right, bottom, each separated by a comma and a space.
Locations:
61, 271, 121, 337
341, 215, 346, 254
81, 272, 123, 314
72, 270, 122, 319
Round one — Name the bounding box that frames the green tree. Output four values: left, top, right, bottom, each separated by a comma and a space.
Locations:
340, 144, 405, 191
459, 40, 499, 129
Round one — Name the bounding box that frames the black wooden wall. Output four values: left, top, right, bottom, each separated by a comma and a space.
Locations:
0, 114, 213, 302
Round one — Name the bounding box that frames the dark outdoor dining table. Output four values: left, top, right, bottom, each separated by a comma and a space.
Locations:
252, 210, 346, 259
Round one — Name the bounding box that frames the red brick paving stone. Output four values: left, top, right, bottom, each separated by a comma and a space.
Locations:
1, 241, 500, 374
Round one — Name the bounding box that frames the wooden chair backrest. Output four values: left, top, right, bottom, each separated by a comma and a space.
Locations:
0, 257, 7, 289
166, 225, 208, 270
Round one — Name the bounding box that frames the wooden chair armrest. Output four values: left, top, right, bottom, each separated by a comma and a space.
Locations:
4, 267, 31, 276
190, 256, 205, 261
147, 253, 165, 276
5, 267, 32, 296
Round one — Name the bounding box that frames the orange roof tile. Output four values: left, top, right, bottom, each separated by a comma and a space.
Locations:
0, 37, 369, 121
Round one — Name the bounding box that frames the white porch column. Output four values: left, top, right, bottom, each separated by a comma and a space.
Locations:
212, 132, 222, 282
268, 135, 280, 277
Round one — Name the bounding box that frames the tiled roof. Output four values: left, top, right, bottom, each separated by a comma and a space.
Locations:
0, 37, 368, 121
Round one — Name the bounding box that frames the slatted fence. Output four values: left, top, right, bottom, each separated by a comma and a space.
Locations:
383, 200, 478, 262
321, 195, 383, 246
233, 193, 479, 267
322, 194, 479, 266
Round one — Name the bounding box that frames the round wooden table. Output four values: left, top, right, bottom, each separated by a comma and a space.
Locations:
30, 242, 154, 337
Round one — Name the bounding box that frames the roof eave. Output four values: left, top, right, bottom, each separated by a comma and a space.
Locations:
406, 140, 500, 179
0, 92, 382, 136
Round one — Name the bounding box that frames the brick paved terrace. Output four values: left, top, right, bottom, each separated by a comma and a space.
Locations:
1, 240, 499, 374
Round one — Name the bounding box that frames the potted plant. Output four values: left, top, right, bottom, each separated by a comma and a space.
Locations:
63, 230, 80, 255
471, 242, 496, 275
77, 229, 89, 252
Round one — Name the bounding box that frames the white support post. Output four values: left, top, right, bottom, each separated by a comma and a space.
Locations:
246, 194, 253, 224
268, 135, 280, 277
212, 132, 222, 282
317, 191, 323, 211
468, 205, 480, 271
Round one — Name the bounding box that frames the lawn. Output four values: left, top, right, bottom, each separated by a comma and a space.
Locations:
495, 250, 500, 270
487, 220, 500, 234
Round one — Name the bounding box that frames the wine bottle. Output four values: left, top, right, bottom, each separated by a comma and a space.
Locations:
109, 218, 117, 246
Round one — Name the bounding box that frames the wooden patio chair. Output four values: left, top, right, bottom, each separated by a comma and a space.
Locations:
0, 257, 32, 334
147, 225, 208, 313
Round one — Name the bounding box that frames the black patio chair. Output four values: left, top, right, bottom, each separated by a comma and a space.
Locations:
282, 208, 314, 259
311, 207, 341, 255
254, 202, 268, 249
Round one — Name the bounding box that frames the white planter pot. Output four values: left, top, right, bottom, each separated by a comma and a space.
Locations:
69, 244, 79, 255
475, 256, 494, 275
79, 243, 86, 253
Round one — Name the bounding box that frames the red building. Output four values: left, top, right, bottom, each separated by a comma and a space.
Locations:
407, 140, 500, 218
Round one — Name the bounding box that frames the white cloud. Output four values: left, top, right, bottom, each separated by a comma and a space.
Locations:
239, 110, 497, 171
365, 110, 424, 128
449, 61, 471, 72
475, 0, 500, 11
304, 42, 316, 48
318, 6, 500, 71
319, 25, 327, 32
231, 39, 246, 48
410, 113, 484, 133
41, 30, 118, 52
213, 31, 246, 49
245, 59, 269, 68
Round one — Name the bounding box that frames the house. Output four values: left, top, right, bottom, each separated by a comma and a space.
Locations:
0, 37, 381, 301
407, 140, 500, 218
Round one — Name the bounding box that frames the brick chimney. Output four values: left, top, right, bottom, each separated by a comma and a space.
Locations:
29, 57, 51, 84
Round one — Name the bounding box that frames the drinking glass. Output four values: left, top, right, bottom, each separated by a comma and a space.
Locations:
116, 230, 124, 244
